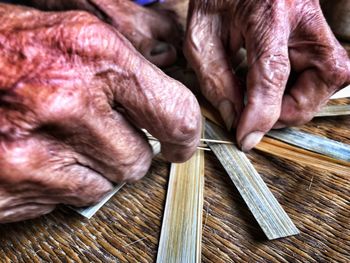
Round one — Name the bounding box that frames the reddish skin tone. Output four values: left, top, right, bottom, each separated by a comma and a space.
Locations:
0, 4, 201, 223
185, 0, 350, 151
28, 0, 180, 67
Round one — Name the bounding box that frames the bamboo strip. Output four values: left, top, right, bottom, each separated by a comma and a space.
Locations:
205, 121, 299, 240
257, 137, 350, 176
157, 125, 205, 263
331, 85, 350, 99
74, 183, 125, 219
315, 104, 350, 117
267, 128, 350, 162
73, 139, 161, 218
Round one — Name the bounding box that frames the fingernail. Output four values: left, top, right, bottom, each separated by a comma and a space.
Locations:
240, 131, 264, 152
273, 121, 286, 129
218, 100, 236, 131
150, 42, 171, 56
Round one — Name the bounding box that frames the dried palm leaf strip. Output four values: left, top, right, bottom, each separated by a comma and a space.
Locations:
257, 137, 350, 176
157, 125, 205, 263
315, 104, 350, 117
74, 183, 126, 219
267, 128, 350, 163
73, 139, 161, 218
205, 121, 299, 240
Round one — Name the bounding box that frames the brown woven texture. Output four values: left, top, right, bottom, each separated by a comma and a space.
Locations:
0, 100, 349, 262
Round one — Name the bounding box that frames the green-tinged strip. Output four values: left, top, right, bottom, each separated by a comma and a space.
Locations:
267, 128, 350, 163
205, 121, 299, 240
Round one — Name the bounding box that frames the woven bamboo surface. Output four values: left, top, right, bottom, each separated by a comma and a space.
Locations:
0, 99, 349, 262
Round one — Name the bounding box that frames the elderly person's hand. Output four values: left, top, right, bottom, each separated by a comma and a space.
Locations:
28, 0, 180, 67
0, 4, 200, 223
185, 0, 350, 151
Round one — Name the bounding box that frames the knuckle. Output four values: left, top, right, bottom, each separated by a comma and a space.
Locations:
118, 147, 153, 182
103, 143, 153, 183
0, 141, 32, 181
321, 48, 350, 86
65, 10, 107, 31
285, 109, 314, 126
258, 52, 290, 88
167, 93, 201, 144
60, 11, 122, 58
327, 63, 348, 84
283, 98, 317, 126
43, 88, 87, 122
62, 167, 113, 206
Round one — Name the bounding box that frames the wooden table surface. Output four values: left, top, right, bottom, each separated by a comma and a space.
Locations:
1, 2, 350, 262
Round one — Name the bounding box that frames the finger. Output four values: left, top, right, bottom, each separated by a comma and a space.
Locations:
277, 51, 350, 127
276, 70, 333, 127
94, 0, 179, 67
35, 14, 200, 163
110, 62, 201, 162
68, 111, 155, 183
236, 16, 290, 151
0, 203, 55, 223
146, 6, 181, 45
0, 137, 113, 207
276, 10, 350, 127
184, 12, 243, 130
128, 8, 179, 67
38, 95, 155, 182
140, 39, 177, 68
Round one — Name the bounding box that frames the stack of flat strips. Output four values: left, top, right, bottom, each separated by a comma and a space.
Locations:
316, 104, 350, 117
267, 128, 350, 163
157, 126, 205, 263
205, 121, 299, 240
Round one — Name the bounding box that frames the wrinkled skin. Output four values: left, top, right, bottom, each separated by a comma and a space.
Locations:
185, 0, 350, 151
0, 4, 201, 223
28, 0, 180, 67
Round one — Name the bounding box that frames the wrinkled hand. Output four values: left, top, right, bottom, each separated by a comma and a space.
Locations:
0, 4, 200, 223
29, 0, 180, 67
185, 0, 350, 151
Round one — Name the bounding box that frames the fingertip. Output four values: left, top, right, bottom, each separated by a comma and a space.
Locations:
239, 131, 265, 152
150, 42, 172, 55
236, 99, 280, 152
144, 41, 177, 67
272, 121, 287, 129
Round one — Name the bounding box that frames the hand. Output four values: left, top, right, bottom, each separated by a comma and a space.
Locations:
0, 4, 201, 223
185, 0, 350, 151
28, 0, 180, 67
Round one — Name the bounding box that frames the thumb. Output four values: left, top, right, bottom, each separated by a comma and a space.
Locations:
184, 12, 243, 130
237, 23, 290, 151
